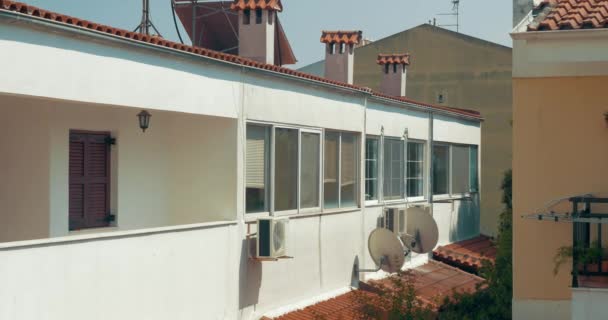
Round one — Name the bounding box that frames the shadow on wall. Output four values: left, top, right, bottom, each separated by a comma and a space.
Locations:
450, 195, 481, 242
239, 238, 262, 309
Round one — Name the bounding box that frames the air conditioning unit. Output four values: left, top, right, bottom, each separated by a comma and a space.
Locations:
383, 207, 406, 235
257, 217, 288, 259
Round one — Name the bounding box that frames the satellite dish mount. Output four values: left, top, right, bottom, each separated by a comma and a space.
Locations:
134, 0, 162, 37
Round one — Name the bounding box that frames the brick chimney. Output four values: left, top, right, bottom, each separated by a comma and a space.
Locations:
321, 30, 362, 85
377, 54, 410, 97
231, 0, 283, 65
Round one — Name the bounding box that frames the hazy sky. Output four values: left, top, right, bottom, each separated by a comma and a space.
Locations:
25, 0, 513, 68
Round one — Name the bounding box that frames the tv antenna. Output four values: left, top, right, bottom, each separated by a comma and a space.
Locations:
437, 0, 461, 33
355, 207, 439, 276
134, 0, 162, 37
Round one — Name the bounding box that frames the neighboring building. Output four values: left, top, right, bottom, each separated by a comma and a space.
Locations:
301, 24, 512, 237
0, 1, 482, 319
513, 0, 534, 27
512, 0, 608, 319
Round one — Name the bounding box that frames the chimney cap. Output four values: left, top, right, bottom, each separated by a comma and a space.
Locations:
377, 54, 411, 66
320, 30, 363, 45
231, 0, 283, 12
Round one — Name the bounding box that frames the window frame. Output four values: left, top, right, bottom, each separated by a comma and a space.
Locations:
364, 136, 380, 205
324, 130, 360, 211
382, 136, 405, 203
245, 121, 323, 218
431, 142, 479, 199
406, 140, 426, 202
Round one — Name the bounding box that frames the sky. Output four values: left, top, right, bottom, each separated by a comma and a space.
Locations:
24, 0, 513, 68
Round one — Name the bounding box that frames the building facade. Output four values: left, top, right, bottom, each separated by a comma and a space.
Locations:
302, 25, 511, 237
512, 1, 608, 319
0, 1, 482, 319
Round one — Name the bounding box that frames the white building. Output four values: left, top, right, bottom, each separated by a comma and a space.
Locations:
0, 1, 482, 319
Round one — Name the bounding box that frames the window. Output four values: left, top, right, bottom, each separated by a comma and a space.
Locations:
469, 146, 479, 193
246, 125, 270, 213
451, 145, 470, 194
365, 138, 379, 201
432, 145, 449, 195
255, 9, 263, 24
383, 138, 404, 201
301, 132, 321, 209
274, 128, 298, 212
407, 142, 425, 198
246, 124, 321, 214
324, 132, 339, 209
243, 9, 251, 25
69, 131, 111, 230
324, 132, 359, 209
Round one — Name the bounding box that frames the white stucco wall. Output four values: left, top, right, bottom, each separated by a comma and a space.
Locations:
0, 19, 240, 119
366, 100, 429, 140
572, 288, 608, 320
433, 114, 481, 146
0, 95, 238, 241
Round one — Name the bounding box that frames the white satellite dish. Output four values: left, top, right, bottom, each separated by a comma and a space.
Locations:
402, 207, 439, 254
368, 228, 406, 273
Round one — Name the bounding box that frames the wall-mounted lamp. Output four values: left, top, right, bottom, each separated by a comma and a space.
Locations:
137, 110, 151, 132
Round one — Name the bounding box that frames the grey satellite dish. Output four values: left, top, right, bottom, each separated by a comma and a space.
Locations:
368, 228, 406, 273
402, 207, 439, 254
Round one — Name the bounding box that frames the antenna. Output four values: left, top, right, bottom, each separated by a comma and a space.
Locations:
437, 0, 461, 33
134, 0, 162, 37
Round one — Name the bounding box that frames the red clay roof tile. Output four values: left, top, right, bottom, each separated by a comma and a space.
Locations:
432, 236, 496, 274
320, 30, 363, 45
0, 0, 482, 120
267, 261, 485, 319
230, 0, 282, 12
377, 54, 411, 66
529, 0, 608, 31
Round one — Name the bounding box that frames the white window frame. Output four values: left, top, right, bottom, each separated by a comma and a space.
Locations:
382, 136, 406, 204
406, 139, 426, 202
449, 143, 478, 198
324, 130, 360, 211
364, 136, 381, 206
245, 121, 322, 217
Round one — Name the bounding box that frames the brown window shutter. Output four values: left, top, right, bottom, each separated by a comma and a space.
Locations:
69, 131, 111, 230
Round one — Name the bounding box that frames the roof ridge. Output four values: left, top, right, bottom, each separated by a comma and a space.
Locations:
0, 0, 482, 120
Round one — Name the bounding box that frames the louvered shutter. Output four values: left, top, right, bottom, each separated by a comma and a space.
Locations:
246, 127, 266, 190
69, 131, 111, 230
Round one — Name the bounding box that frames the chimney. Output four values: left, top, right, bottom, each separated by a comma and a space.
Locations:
231, 0, 283, 65
377, 54, 410, 97
321, 30, 362, 85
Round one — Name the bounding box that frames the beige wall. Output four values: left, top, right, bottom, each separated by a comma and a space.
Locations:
354, 25, 512, 236
513, 76, 608, 301
0, 94, 237, 243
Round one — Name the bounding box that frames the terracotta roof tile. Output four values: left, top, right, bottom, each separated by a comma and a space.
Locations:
267, 261, 485, 319
230, 0, 283, 12
320, 30, 363, 45
529, 0, 608, 31
0, 0, 482, 120
377, 54, 411, 66
432, 235, 496, 274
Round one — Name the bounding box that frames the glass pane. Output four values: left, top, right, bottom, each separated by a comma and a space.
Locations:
365, 179, 378, 201
341, 133, 358, 207
451, 145, 470, 194
324, 132, 340, 209
469, 146, 479, 192
383, 138, 404, 200
407, 179, 424, 197
433, 145, 449, 195
274, 128, 298, 211
301, 132, 320, 209
246, 125, 270, 213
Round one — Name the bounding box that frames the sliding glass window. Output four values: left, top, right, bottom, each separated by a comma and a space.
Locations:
432, 145, 450, 195
246, 125, 270, 213
365, 137, 379, 201
406, 142, 425, 198
383, 138, 404, 201
245, 123, 321, 214
324, 131, 359, 209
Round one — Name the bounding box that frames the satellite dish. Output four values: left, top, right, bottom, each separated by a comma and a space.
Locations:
403, 207, 439, 254
368, 228, 406, 273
